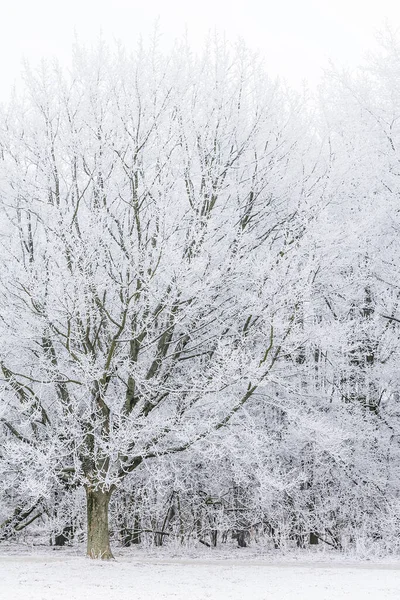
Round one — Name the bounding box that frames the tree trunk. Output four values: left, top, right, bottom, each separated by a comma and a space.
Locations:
310, 532, 319, 545
86, 486, 114, 559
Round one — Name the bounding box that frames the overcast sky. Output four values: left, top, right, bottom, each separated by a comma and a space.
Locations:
1, 0, 400, 98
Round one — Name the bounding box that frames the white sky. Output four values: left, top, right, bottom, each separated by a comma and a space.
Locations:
1, 0, 400, 97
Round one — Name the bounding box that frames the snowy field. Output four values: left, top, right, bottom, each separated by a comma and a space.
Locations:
1, 548, 400, 600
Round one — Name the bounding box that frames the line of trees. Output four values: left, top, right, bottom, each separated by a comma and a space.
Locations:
1, 33, 400, 558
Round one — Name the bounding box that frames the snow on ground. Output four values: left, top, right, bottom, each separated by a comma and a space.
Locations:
1, 547, 400, 600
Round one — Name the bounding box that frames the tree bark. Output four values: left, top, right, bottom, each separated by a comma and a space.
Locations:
86, 486, 114, 559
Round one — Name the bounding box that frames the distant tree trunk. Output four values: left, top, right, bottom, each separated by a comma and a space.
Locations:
132, 513, 141, 544
210, 529, 218, 547
121, 513, 141, 547
235, 530, 249, 548
86, 487, 114, 559
53, 525, 74, 547
310, 532, 319, 545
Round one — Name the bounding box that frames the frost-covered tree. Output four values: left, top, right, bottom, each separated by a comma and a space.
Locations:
294, 31, 400, 549
0, 40, 317, 558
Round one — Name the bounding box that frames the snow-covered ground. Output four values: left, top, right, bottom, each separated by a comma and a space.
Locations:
1, 547, 400, 599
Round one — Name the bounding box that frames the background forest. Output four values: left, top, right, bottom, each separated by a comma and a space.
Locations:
1, 33, 400, 559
